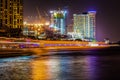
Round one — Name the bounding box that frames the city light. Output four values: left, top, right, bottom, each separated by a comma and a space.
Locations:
45, 22, 50, 25
23, 21, 27, 25
50, 10, 67, 34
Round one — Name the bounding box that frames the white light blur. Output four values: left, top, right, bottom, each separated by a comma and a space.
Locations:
50, 11, 53, 13
23, 21, 27, 25
45, 22, 50, 25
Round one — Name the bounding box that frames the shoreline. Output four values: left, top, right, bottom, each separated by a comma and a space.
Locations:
0, 45, 120, 58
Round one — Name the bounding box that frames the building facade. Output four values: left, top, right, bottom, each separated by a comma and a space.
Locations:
73, 11, 96, 41
0, 0, 23, 37
50, 10, 67, 34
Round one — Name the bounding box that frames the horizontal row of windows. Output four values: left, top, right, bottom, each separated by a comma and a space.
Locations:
0, 0, 23, 3
0, 19, 22, 23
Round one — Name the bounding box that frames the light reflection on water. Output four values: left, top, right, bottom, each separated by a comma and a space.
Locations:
0, 52, 120, 80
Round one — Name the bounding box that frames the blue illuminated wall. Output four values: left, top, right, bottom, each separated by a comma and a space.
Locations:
50, 10, 67, 34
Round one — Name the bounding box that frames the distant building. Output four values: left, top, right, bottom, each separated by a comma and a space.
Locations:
67, 24, 73, 33
73, 11, 96, 41
50, 10, 67, 34
0, 0, 23, 37
23, 23, 47, 39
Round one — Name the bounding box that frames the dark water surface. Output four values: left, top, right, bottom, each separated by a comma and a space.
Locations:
0, 51, 120, 80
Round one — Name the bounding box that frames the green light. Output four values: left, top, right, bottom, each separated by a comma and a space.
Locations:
53, 13, 64, 19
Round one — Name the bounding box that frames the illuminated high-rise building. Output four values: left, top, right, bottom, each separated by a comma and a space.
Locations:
0, 0, 23, 37
73, 11, 96, 41
50, 10, 67, 34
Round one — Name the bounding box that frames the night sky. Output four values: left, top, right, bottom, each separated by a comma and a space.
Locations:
24, 0, 120, 42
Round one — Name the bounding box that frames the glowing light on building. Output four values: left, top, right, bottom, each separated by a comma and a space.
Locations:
50, 10, 67, 34
0, 0, 23, 37
73, 11, 96, 41
24, 21, 27, 25
45, 22, 50, 25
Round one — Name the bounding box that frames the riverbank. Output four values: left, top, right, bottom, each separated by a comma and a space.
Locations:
0, 42, 120, 58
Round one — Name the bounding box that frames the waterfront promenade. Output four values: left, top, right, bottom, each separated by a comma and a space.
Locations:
1, 40, 119, 57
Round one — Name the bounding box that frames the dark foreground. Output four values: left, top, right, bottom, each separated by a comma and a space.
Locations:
0, 48, 120, 80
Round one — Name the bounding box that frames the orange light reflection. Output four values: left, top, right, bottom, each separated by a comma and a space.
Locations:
31, 59, 50, 80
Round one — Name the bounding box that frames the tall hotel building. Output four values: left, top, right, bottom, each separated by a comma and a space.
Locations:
0, 0, 23, 37
50, 10, 67, 34
73, 11, 96, 41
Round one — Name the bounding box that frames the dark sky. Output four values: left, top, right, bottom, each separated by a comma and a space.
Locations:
24, 0, 120, 42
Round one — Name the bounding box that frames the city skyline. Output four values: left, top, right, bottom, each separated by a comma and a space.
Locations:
24, 0, 120, 42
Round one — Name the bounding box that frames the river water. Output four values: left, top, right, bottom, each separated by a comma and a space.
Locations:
0, 51, 120, 80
